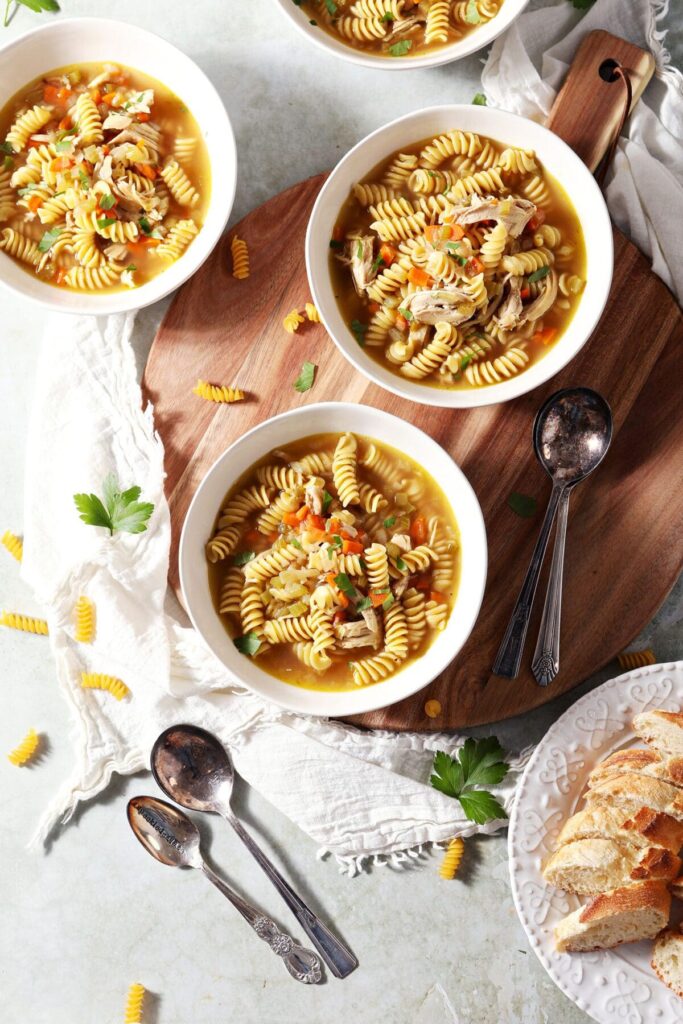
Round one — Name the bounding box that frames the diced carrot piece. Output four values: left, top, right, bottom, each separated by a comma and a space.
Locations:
342, 539, 364, 555
450, 224, 465, 240
333, 609, 347, 625
466, 257, 484, 275
430, 591, 448, 604
295, 505, 309, 522
394, 313, 408, 332
408, 266, 433, 288
125, 241, 147, 255
370, 591, 387, 608
50, 157, 72, 171
533, 327, 558, 346
102, 92, 118, 107
379, 243, 397, 266
307, 528, 326, 543
331, 224, 344, 242
136, 112, 151, 122
137, 163, 157, 180
43, 84, 60, 104
27, 139, 43, 148
528, 210, 546, 231
336, 591, 350, 609
367, 301, 380, 315
520, 287, 530, 301
56, 86, 73, 103
90, 88, 102, 104
58, 115, 72, 131
101, 145, 110, 155
410, 514, 427, 545
27, 193, 44, 212
305, 514, 325, 532
282, 512, 301, 528
326, 573, 338, 588
142, 237, 162, 248
327, 517, 342, 534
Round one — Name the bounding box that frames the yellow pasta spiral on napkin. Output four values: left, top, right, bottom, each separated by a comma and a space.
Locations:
74, 595, 95, 644
81, 672, 130, 701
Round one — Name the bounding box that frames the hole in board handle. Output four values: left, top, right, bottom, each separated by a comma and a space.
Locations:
599, 58, 622, 83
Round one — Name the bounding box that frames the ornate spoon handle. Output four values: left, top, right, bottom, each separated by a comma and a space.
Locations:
226, 811, 358, 978
493, 482, 565, 679
532, 487, 573, 686
201, 864, 322, 984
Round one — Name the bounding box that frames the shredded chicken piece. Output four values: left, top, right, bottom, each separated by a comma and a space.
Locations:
386, 15, 422, 40
349, 236, 377, 293
389, 533, 412, 553
392, 575, 410, 600
102, 113, 132, 131
405, 286, 476, 325
495, 276, 524, 330
305, 477, 324, 515
335, 614, 381, 650
521, 269, 558, 323
450, 194, 537, 238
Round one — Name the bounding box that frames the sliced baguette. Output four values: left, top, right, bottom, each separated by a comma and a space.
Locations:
634, 710, 683, 759
556, 805, 683, 854
586, 773, 683, 822
554, 879, 671, 953
544, 838, 681, 894
588, 749, 683, 790
651, 928, 683, 998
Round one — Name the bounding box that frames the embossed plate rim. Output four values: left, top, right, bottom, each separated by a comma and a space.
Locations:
508, 661, 683, 1024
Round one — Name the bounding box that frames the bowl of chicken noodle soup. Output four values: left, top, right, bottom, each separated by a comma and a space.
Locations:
180, 403, 487, 717
274, 0, 531, 71
0, 18, 235, 313
306, 105, 613, 408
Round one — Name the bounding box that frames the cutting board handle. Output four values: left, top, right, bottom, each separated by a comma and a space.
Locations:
546, 29, 655, 175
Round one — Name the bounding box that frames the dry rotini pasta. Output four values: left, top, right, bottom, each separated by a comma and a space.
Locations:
1, 610, 48, 634
193, 379, 244, 403
283, 308, 305, 334
8, 728, 40, 766
74, 595, 96, 643
0, 62, 209, 292
330, 126, 585, 390
81, 672, 130, 700
230, 234, 250, 279
207, 432, 460, 690
1, 529, 23, 561
123, 982, 145, 1024
617, 649, 657, 671
439, 837, 465, 879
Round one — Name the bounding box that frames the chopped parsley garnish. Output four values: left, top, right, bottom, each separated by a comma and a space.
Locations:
444, 241, 461, 252
233, 550, 256, 566
388, 39, 412, 56
527, 265, 551, 283
464, 0, 481, 23
356, 239, 363, 259
54, 140, 73, 153
294, 360, 316, 393
38, 227, 61, 252
350, 319, 367, 347
334, 573, 357, 599
395, 556, 407, 572
329, 238, 343, 250
472, 92, 487, 106
380, 9, 393, 19
139, 216, 152, 235
125, 263, 137, 272
290, 538, 303, 550
322, 0, 337, 13
0, 141, 14, 155
507, 492, 537, 518
322, 490, 333, 513
97, 216, 117, 229
382, 593, 394, 610
98, 193, 116, 210
371, 253, 385, 273
397, 306, 413, 321
78, 169, 91, 192
355, 596, 372, 612
234, 633, 261, 656
327, 534, 343, 557
3, 155, 13, 170
459, 355, 472, 373
430, 738, 509, 824
383, 515, 396, 529
17, 184, 38, 196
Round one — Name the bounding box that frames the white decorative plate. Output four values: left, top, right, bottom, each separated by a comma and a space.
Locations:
509, 662, 683, 1024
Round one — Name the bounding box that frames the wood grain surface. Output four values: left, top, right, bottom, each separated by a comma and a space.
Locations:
143, 31, 681, 730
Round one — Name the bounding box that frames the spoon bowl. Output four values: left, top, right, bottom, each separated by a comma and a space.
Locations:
534, 387, 613, 485
152, 724, 234, 814
128, 795, 203, 869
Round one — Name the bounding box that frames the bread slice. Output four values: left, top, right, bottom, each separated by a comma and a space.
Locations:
544, 838, 681, 894
651, 928, 683, 997
554, 879, 671, 952
588, 749, 683, 790
670, 876, 683, 900
556, 805, 683, 855
586, 773, 683, 822
634, 710, 683, 759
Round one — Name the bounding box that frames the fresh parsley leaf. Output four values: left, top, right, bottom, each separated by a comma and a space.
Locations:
350, 319, 367, 347
78, 169, 91, 192
2, 154, 13, 170
290, 538, 303, 550
427, 170, 436, 178
125, 263, 137, 272
388, 39, 412, 56
4, 0, 58, 25
329, 238, 343, 250
380, 9, 393, 20
54, 140, 72, 153
356, 239, 363, 259
97, 216, 117, 229
371, 253, 385, 273
322, 489, 333, 513
334, 572, 356, 599
397, 306, 413, 321
383, 515, 396, 529
233, 550, 255, 566
98, 193, 116, 210
472, 92, 487, 106
139, 215, 152, 235
459, 355, 472, 372
294, 360, 316, 393
464, 0, 481, 22
429, 739, 509, 824
382, 593, 394, 610
527, 265, 551, 283
38, 227, 61, 252
507, 492, 537, 518
395, 556, 407, 572
234, 632, 261, 656
444, 241, 461, 252
0, 141, 14, 155
327, 534, 343, 558
355, 596, 372, 612
73, 473, 154, 536
323, 0, 336, 13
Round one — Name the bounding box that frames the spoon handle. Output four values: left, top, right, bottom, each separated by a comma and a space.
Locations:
201, 863, 322, 984
492, 482, 565, 679
531, 487, 572, 686
226, 811, 358, 979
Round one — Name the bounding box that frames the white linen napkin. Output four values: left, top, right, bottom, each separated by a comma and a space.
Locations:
20, 0, 682, 871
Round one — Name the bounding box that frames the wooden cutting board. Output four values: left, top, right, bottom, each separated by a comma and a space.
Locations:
143, 32, 683, 731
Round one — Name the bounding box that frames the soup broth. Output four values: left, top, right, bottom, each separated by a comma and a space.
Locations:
207, 432, 460, 692
298, 0, 506, 60
330, 128, 586, 390
0, 62, 210, 292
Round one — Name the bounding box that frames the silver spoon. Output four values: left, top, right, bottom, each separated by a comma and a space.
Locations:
127, 795, 322, 985
493, 387, 612, 681
151, 724, 358, 979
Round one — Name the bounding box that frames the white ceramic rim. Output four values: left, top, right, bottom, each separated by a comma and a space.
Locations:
0, 17, 236, 315
306, 103, 614, 409
179, 401, 488, 717
508, 662, 683, 1024
273, 0, 531, 70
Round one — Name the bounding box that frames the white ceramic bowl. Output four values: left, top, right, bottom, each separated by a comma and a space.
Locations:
180, 403, 487, 717
0, 17, 236, 314
306, 104, 613, 408
274, 0, 531, 71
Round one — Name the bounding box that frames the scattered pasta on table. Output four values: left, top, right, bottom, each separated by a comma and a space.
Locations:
193, 380, 244, 403
283, 308, 305, 334
230, 234, 249, 279
123, 982, 146, 1024
206, 431, 460, 692
617, 648, 657, 671
439, 836, 465, 879
0, 610, 48, 634
1, 529, 23, 561
7, 728, 40, 766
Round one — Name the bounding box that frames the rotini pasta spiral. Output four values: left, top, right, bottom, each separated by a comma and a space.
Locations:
479, 222, 508, 273
349, 0, 402, 14
219, 567, 244, 616
419, 131, 482, 168
8, 728, 40, 766
533, 224, 562, 249
369, 197, 415, 220
394, 545, 436, 574
206, 525, 241, 562
311, 602, 335, 657
81, 672, 130, 700
333, 432, 361, 507
6, 104, 52, 152
74, 595, 96, 643
160, 158, 200, 207
244, 543, 305, 581
283, 308, 305, 333
500, 247, 553, 276
424, 0, 450, 45
353, 182, 398, 206
0, 227, 40, 266
174, 136, 196, 163
123, 983, 145, 1024
497, 147, 537, 175
408, 168, 459, 195
351, 651, 398, 687
364, 542, 390, 593
72, 227, 105, 268
440, 837, 465, 879
383, 602, 408, 660
464, 346, 529, 386
400, 324, 457, 379
264, 615, 315, 644
365, 305, 397, 346
521, 174, 551, 208
403, 587, 427, 650
230, 234, 250, 279
370, 212, 427, 243
293, 641, 331, 673
383, 152, 419, 189
449, 167, 505, 200
617, 649, 657, 670
1, 610, 48, 634
63, 261, 122, 290
192, 379, 244, 403
558, 272, 584, 296
337, 15, 387, 41
218, 485, 272, 527
256, 490, 301, 534
156, 219, 199, 261
358, 482, 388, 513
74, 91, 104, 144
0, 169, 14, 221
256, 464, 303, 489
1, 530, 23, 561
240, 579, 268, 638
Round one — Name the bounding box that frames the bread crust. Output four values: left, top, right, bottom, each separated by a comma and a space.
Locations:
557, 805, 683, 854
588, 749, 683, 789
634, 711, 683, 758
622, 807, 683, 853
579, 879, 671, 925
586, 772, 683, 820
651, 928, 683, 998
